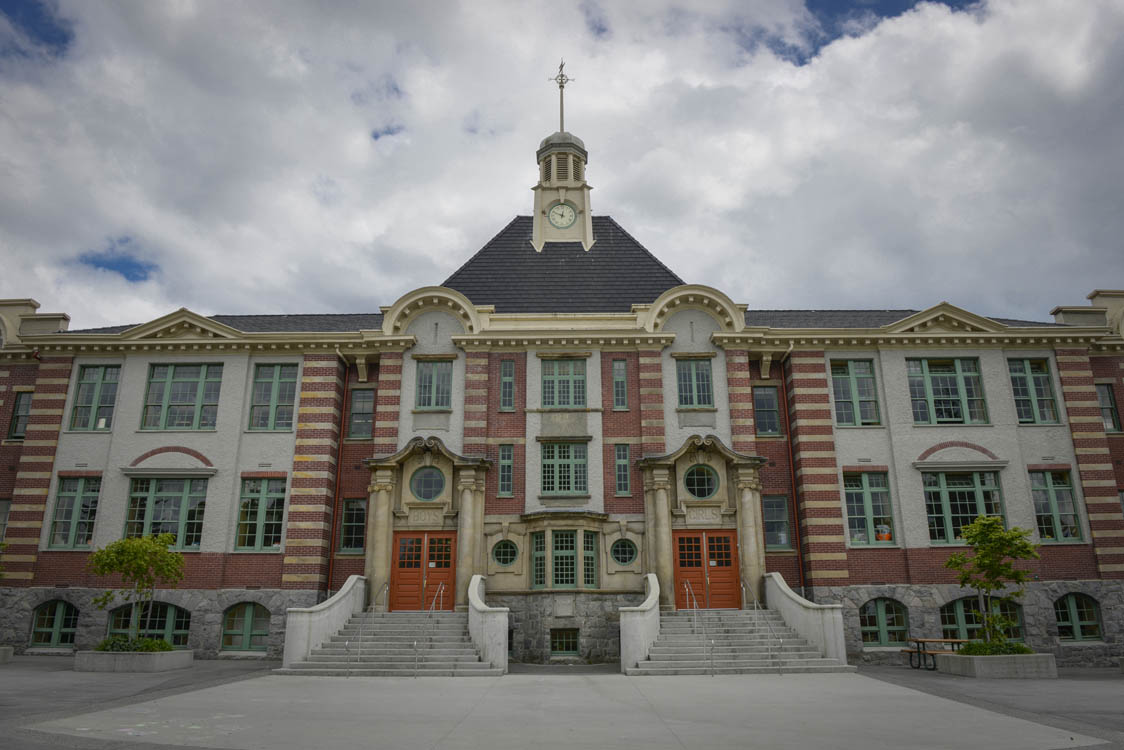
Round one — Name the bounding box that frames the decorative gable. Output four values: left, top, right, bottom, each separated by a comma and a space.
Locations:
118, 308, 242, 341
883, 303, 1006, 335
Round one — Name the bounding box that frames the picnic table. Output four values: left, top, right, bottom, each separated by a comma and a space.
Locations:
902, 637, 970, 670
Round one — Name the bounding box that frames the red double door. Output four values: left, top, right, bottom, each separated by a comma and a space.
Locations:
389, 531, 456, 611
672, 529, 741, 610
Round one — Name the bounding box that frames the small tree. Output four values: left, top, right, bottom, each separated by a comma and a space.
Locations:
88, 534, 184, 640
945, 516, 1039, 647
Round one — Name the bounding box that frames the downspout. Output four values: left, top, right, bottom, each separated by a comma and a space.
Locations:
324, 347, 351, 598
777, 342, 807, 596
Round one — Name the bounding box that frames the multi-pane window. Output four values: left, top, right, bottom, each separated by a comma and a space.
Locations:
109, 602, 191, 647
551, 628, 579, 656
754, 387, 780, 435
923, 471, 1003, 543
249, 364, 298, 430
831, 360, 880, 426
844, 473, 894, 545
1096, 383, 1121, 432
70, 365, 119, 431
0, 498, 9, 539
1008, 359, 1058, 424
236, 478, 285, 550
676, 359, 713, 408
222, 602, 270, 651
532, 529, 598, 589
498, 444, 514, 497
126, 478, 207, 549
7, 391, 31, 438
684, 465, 718, 499
348, 389, 374, 438
1030, 471, 1080, 542
49, 477, 100, 549
940, 597, 1022, 641
614, 444, 630, 496
339, 499, 366, 552
541, 443, 588, 495
141, 364, 223, 430
542, 359, 586, 408
763, 496, 791, 549
859, 598, 909, 646
612, 359, 628, 409
531, 531, 547, 588
908, 358, 988, 424
31, 600, 79, 648
583, 531, 599, 588
416, 360, 453, 409
499, 360, 515, 411
611, 539, 638, 565
1054, 593, 1102, 641
553, 530, 577, 588
492, 540, 518, 566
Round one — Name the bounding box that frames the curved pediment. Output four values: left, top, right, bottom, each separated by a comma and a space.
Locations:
381, 287, 482, 336
643, 285, 746, 334
639, 434, 766, 468
368, 435, 491, 469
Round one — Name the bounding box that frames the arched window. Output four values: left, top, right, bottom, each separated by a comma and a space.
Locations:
108, 602, 191, 648
1054, 593, 1102, 641
939, 597, 1023, 641
31, 600, 78, 648
222, 603, 271, 651
858, 598, 909, 646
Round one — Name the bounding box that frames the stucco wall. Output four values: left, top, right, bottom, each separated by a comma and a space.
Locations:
398, 310, 466, 455
661, 310, 732, 451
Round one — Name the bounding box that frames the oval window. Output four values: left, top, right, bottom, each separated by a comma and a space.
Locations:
610, 539, 637, 566
492, 540, 518, 566
684, 465, 718, 499
410, 467, 445, 501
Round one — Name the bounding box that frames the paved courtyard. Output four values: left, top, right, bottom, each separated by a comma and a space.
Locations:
2, 656, 1122, 750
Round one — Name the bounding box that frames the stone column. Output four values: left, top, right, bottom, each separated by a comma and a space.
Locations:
455, 467, 479, 607
650, 468, 674, 608
736, 467, 766, 606
367, 470, 396, 611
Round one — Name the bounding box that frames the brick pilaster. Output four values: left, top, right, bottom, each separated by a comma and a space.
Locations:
638, 349, 665, 457
372, 352, 402, 456
725, 349, 755, 454
462, 351, 489, 458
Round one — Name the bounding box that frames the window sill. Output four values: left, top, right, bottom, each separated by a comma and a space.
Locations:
1057, 639, 1106, 646
1038, 539, 1087, 546
1, 439, 25, 445
613, 492, 632, 498
862, 645, 907, 653
676, 407, 716, 413
765, 547, 794, 553
835, 424, 884, 429
61, 429, 113, 435
911, 423, 992, 428
335, 551, 365, 557
755, 434, 784, 440
528, 407, 600, 414
612, 407, 630, 412
1016, 422, 1063, 427
232, 548, 282, 554
411, 408, 452, 414
245, 429, 295, 434
343, 436, 373, 442
498, 494, 514, 499
499, 408, 516, 413
45, 547, 91, 552
136, 429, 218, 433
848, 543, 899, 549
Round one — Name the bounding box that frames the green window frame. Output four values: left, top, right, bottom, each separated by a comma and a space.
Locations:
236, 478, 286, 550
1030, 470, 1080, 542
859, 598, 909, 646
940, 597, 1022, 641
541, 443, 587, 495
907, 358, 988, 425
0, 498, 9, 540
69, 365, 119, 431
141, 363, 223, 430
552, 530, 577, 588
754, 387, 780, 435
550, 628, 579, 656
492, 539, 518, 566
542, 359, 586, 408
248, 364, 298, 430
8, 391, 31, 439
610, 538, 637, 565
684, 464, 719, 499
125, 478, 207, 549
763, 495, 791, 549
348, 389, 374, 438
612, 359, 628, 409
583, 530, 599, 588
31, 600, 79, 648
1054, 593, 1101, 641
676, 359, 713, 407
1008, 359, 1058, 424
49, 476, 100, 549
923, 471, 1004, 543
1096, 384, 1121, 432
614, 444, 630, 496
416, 360, 453, 410
339, 498, 366, 552
499, 359, 516, 411
109, 602, 191, 647
531, 531, 546, 588
222, 602, 270, 651
831, 360, 880, 426
843, 473, 894, 546
498, 444, 514, 497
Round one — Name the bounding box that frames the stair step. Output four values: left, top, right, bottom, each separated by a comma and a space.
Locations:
274, 667, 503, 677
286, 660, 495, 670
307, 654, 482, 663
626, 664, 857, 676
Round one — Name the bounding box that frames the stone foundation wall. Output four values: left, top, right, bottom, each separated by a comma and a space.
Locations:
0, 587, 319, 659
812, 580, 1124, 667
488, 591, 644, 664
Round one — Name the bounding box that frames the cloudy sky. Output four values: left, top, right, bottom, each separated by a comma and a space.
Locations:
1, 0, 1122, 329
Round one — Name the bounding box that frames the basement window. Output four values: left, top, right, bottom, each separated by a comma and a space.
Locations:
550, 628, 578, 656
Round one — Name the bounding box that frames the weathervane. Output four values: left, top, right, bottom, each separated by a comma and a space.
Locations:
550, 59, 573, 132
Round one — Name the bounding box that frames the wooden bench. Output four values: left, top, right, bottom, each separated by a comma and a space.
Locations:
903, 638, 970, 670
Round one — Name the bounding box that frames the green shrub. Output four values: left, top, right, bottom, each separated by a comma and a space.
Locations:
958, 640, 1034, 656
95, 635, 173, 653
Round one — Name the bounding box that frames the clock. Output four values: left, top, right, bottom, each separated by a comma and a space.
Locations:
548, 202, 577, 229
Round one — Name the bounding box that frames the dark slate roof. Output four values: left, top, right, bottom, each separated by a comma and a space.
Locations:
743, 310, 1061, 328
442, 216, 685, 313
68, 313, 384, 335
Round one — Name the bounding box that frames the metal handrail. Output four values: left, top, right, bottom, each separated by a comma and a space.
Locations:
744, 579, 783, 675
373, 581, 389, 612
414, 581, 447, 678
682, 581, 715, 677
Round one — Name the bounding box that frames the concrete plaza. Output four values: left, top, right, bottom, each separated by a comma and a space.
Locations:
2, 656, 1122, 750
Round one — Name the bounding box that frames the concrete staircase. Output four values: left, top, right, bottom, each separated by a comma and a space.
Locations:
275, 611, 502, 677
626, 609, 856, 676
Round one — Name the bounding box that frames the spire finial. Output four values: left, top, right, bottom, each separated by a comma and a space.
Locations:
550, 59, 573, 132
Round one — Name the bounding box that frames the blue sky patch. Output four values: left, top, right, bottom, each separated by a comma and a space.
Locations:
0, 0, 73, 57
79, 237, 158, 282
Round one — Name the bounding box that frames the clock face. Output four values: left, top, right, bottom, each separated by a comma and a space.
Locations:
548, 203, 577, 228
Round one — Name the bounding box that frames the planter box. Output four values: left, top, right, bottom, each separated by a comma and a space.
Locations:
0, 646, 13, 664
935, 652, 1057, 679
75, 650, 193, 673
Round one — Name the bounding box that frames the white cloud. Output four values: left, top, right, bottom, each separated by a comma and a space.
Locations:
0, 0, 1121, 328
